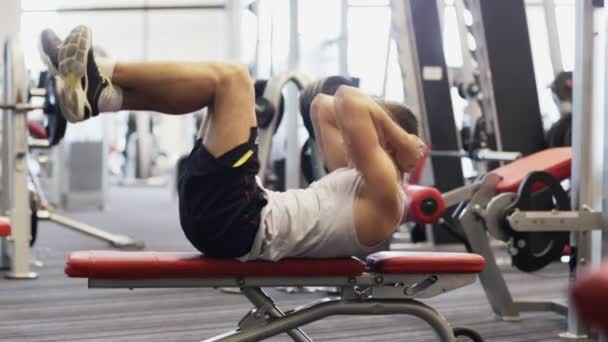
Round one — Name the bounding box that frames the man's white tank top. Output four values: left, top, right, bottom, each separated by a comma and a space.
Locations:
239, 167, 406, 261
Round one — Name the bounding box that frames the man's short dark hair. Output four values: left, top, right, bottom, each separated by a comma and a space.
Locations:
374, 99, 419, 136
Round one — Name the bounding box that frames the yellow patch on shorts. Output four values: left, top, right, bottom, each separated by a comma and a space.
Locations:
232, 149, 254, 168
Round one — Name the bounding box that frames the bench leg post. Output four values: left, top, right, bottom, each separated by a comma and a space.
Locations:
459, 175, 521, 320
241, 287, 312, 342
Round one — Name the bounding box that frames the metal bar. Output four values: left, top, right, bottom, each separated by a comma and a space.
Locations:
442, 182, 480, 208
3, 39, 37, 280
1, 40, 14, 272
454, 0, 475, 85
38, 210, 145, 250
285, 0, 301, 190
514, 300, 568, 316
0, 103, 43, 111
28, 88, 46, 97
429, 149, 521, 162
508, 210, 604, 232
473, 149, 521, 162
339, 0, 349, 76
257, 72, 311, 181
565, 0, 598, 338
227, 0, 243, 61
241, 288, 312, 342
135, 112, 151, 179
2, 41, 13, 218
90, 277, 357, 289
464, 0, 501, 148
215, 299, 456, 342
459, 174, 520, 320
28, 139, 51, 149
542, 0, 564, 75
23, 5, 226, 13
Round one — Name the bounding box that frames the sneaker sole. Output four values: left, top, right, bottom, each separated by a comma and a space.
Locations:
58, 26, 92, 123
37, 31, 60, 76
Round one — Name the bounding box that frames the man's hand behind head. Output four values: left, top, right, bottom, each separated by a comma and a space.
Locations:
393, 133, 426, 173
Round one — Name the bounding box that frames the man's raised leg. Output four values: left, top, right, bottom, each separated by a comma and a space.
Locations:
42, 25, 256, 157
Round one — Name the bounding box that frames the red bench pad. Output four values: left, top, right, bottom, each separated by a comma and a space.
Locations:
491, 147, 571, 193
65, 251, 366, 279
0, 221, 10, 237
572, 266, 608, 337
366, 252, 485, 274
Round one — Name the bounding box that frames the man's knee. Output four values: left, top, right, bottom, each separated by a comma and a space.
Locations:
217, 64, 252, 94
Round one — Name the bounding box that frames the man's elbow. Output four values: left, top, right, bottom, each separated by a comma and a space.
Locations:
310, 94, 324, 116
335, 85, 359, 101
335, 85, 366, 111
311, 95, 332, 121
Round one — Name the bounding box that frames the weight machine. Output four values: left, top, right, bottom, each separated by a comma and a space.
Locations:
0, 38, 144, 279
389, 0, 607, 338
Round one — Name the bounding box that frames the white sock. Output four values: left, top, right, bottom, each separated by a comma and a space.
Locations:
96, 58, 116, 79
98, 84, 123, 113
95, 57, 123, 113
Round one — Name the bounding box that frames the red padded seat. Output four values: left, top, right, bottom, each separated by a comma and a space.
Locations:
65, 251, 366, 279
491, 147, 571, 193
0, 221, 11, 237
366, 252, 485, 274
571, 266, 608, 337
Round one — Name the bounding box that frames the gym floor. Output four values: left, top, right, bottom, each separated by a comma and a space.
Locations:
0, 185, 594, 342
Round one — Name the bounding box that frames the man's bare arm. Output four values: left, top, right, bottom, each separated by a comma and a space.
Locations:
310, 94, 349, 171
333, 86, 402, 205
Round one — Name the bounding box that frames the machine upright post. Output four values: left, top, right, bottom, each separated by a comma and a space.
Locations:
6, 108, 36, 279
0, 41, 12, 270
2, 40, 36, 279
542, 0, 564, 76
285, 0, 301, 190
566, 0, 602, 338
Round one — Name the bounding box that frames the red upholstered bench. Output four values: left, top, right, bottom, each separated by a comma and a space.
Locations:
0, 221, 11, 237
65, 251, 485, 280
65, 251, 485, 341
65, 251, 366, 279
367, 251, 485, 274
491, 147, 571, 193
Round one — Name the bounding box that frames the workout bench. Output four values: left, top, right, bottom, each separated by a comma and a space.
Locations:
65, 186, 485, 342
66, 251, 484, 342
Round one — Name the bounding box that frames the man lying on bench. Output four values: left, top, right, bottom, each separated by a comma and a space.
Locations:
48, 26, 487, 341
40, 25, 425, 261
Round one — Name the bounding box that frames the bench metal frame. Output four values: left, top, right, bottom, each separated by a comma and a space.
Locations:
88, 272, 477, 342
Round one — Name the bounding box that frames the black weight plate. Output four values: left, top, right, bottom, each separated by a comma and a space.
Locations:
43, 75, 67, 146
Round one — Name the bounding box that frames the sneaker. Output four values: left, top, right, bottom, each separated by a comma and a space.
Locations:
57, 25, 109, 123
38, 28, 62, 76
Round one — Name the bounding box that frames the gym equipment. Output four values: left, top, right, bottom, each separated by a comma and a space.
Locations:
297, 76, 357, 184
65, 185, 484, 342
66, 251, 484, 342
0, 38, 144, 279
38, 72, 67, 146
418, 143, 606, 335
428, 149, 521, 163
391, 0, 465, 194
121, 112, 167, 185
254, 79, 284, 132
298, 75, 357, 141
256, 72, 312, 186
